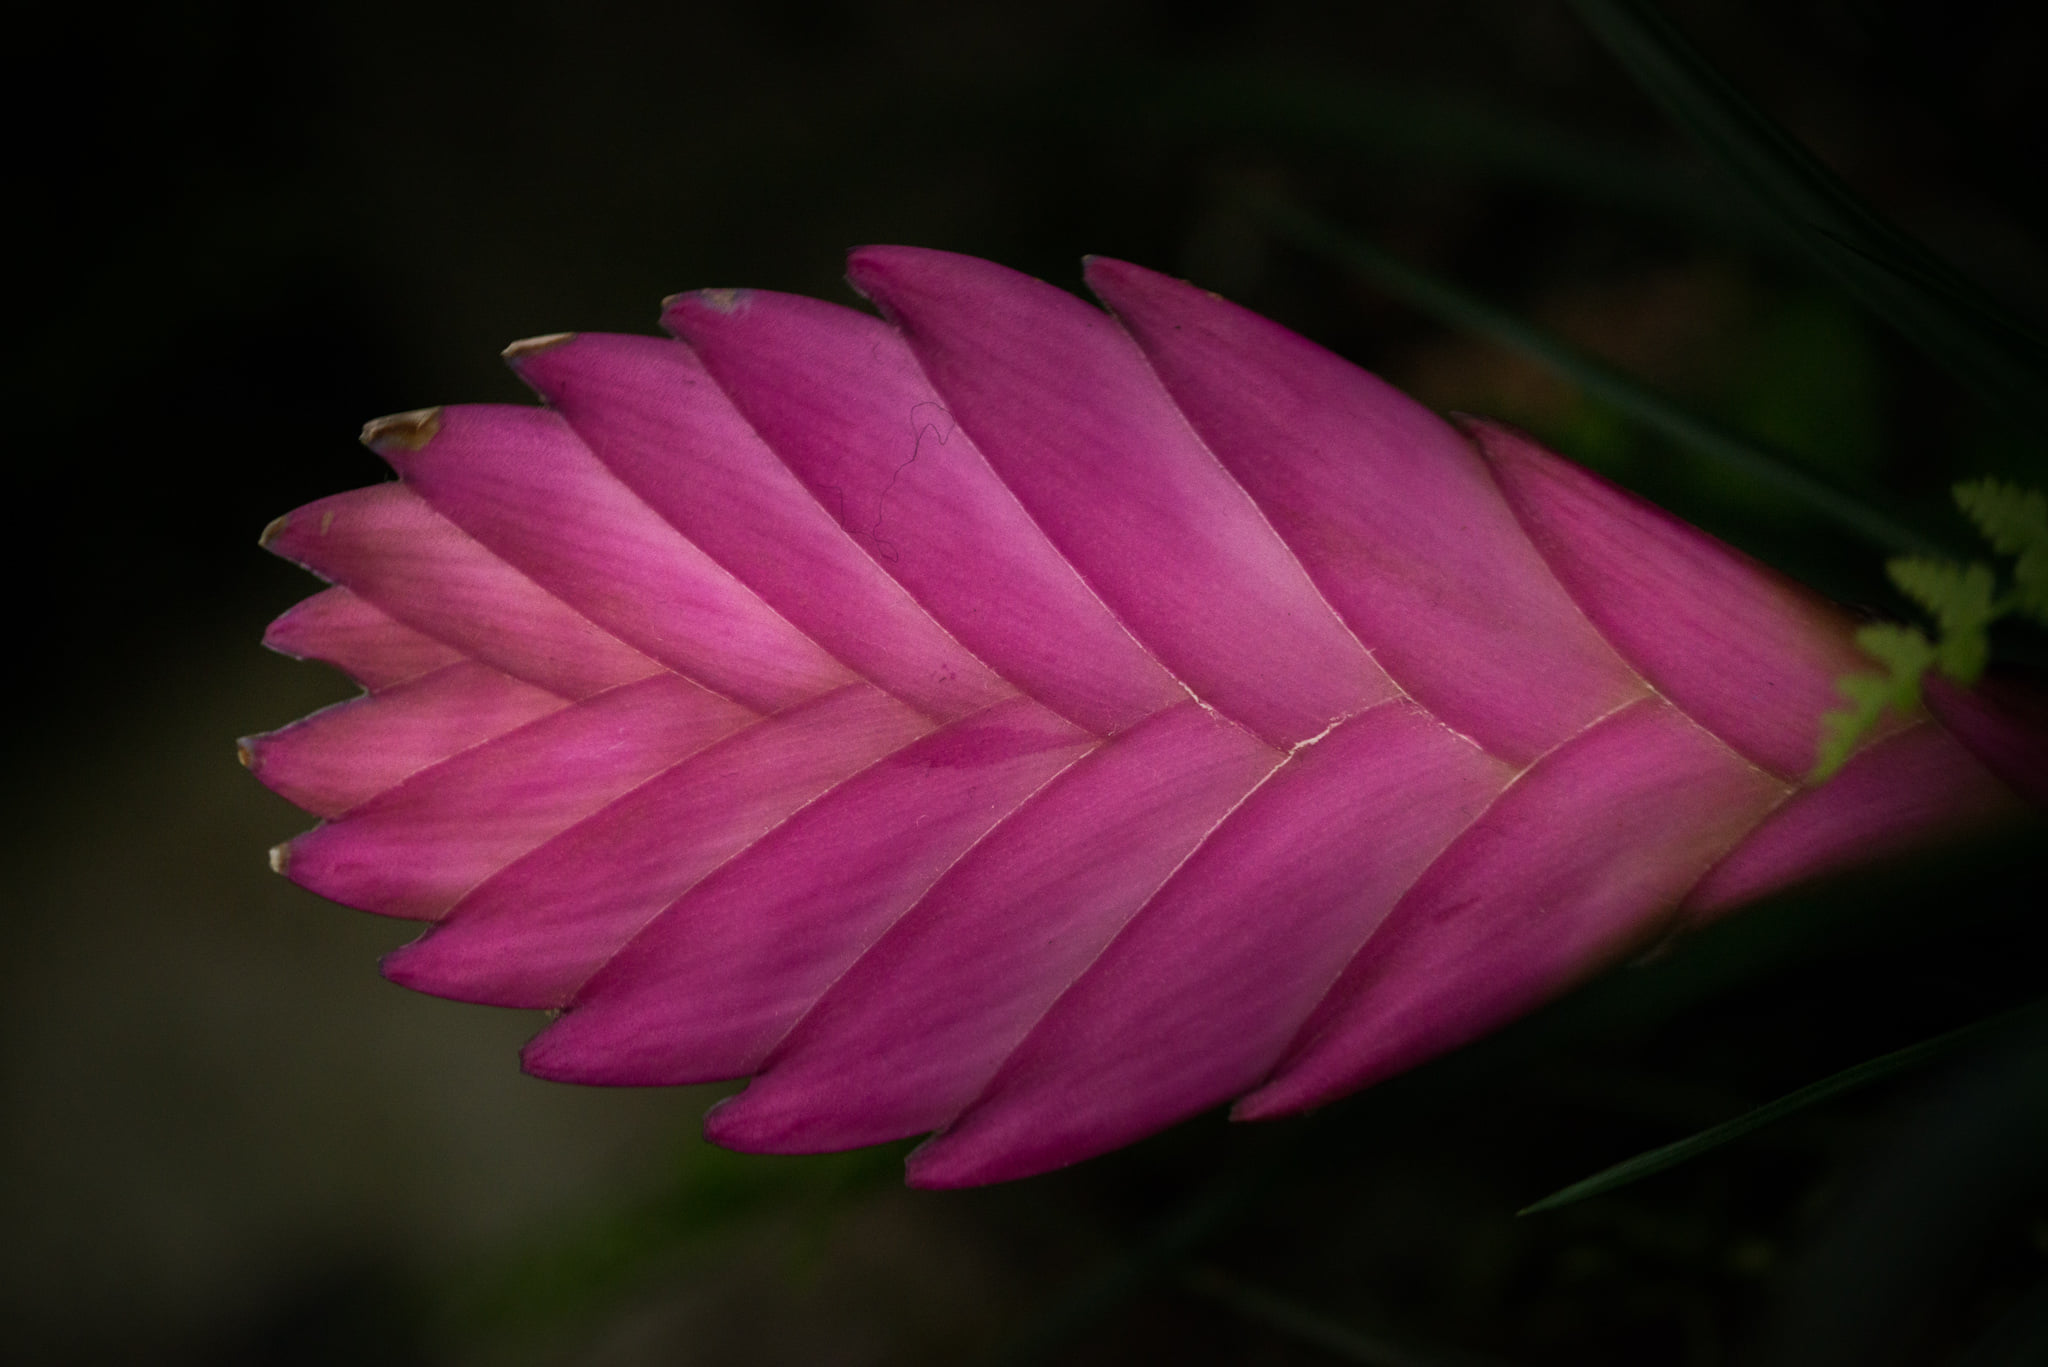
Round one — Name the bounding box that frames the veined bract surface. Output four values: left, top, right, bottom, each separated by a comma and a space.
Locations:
245, 248, 2033, 1187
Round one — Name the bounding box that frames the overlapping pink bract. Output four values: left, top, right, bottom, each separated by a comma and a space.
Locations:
248, 248, 2034, 1187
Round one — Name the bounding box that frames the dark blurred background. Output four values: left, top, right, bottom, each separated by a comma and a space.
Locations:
6, 1, 2045, 1362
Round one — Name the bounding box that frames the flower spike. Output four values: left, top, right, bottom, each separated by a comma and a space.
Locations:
250, 249, 2036, 1187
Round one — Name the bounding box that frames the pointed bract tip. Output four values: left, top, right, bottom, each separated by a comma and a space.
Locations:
842, 244, 912, 299
902, 1142, 970, 1190
517, 1032, 560, 1081
903, 1138, 1061, 1190
1229, 1078, 1318, 1123
501, 332, 575, 363
1227, 1094, 1277, 1122
360, 407, 443, 453
235, 738, 255, 770
693, 288, 753, 316
695, 1093, 829, 1156
1078, 253, 1125, 281
660, 290, 757, 339
267, 842, 291, 875
1082, 255, 1206, 312
377, 941, 425, 990
1220, 1082, 1318, 1123
699, 1094, 742, 1147
845, 245, 1008, 325
517, 1027, 611, 1086
258, 512, 289, 549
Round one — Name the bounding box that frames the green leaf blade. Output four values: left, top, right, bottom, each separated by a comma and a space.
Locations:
1520, 1006, 2038, 1216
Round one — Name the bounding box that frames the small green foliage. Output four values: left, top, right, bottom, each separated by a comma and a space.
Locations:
1954, 479, 2048, 622
1812, 480, 2046, 781
1884, 557, 1995, 683
1814, 625, 1933, 780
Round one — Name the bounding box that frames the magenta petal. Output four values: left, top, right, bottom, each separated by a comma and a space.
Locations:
848, 246, 1394, 748
1241, 699, 1786, 1119
241, 662, 566, 818
1471, 420, 1872, 780
383, 684, 932, 1007
263, 483, 664, 699
704, 702, 1281, 1152
506, 333, 1011, 723
1685, 721, 2021, 916
254, 248, 2044, 1187
523, 697, 1095, 1083
907, 701, 1509, 1188
671, 289, 1184, 737
261, 586, 463, 691
278, 674, 755, 920
1087, 259, 1644, 765
1924, 674, 2048, 808
373, 403, 859, 714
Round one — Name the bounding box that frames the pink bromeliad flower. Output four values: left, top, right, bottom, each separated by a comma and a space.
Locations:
246, 248, 2041, 1188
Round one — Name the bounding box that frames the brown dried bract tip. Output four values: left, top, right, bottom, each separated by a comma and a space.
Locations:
360, 406, 443, 453
258, 512, 289, 549
503, 332, 575, 362
692, 288, 751, 315
267, 843, 291, 875
235, 739, 254, 769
